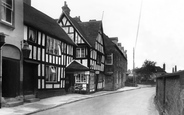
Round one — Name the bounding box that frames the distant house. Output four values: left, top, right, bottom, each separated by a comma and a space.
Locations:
57, 2, 105, 93
103, 34, 128, 90
151, 66, 166, 82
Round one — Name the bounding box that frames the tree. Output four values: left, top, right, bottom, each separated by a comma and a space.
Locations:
135, 60, 157, 82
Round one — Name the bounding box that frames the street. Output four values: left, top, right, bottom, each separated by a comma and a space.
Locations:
32, 87, 158, 115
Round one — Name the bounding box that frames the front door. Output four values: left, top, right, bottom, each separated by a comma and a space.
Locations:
2, 58, 20, 97
23, 62, 38, 95
65, 73, 74, 92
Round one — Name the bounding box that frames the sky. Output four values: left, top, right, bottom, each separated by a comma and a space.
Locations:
32, 0, 184, 73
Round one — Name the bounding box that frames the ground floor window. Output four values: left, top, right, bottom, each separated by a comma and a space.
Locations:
46, 65, 57, 82
75, 73, 87, 83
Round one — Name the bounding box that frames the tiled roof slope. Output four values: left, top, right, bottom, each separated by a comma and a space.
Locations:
24, 3, 75, 45
79, 21, 102, 48
66, 60, 89, 71
103, 34, 127, 60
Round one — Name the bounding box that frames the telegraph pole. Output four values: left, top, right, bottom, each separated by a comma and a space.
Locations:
133, 0, 143, 86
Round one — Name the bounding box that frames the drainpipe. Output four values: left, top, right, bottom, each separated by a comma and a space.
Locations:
0, 33, 6, 108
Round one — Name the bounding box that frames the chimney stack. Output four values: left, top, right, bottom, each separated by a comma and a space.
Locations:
172, 67, 174, 73
110, 37, 118, 45
74, 16, 81, 22
163, 63, 165, 71
62, 1, 71, 15
175, 65, 177, 72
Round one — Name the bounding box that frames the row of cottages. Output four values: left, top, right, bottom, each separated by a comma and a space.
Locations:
0, 0, 127, 107
103, 35, 127, 90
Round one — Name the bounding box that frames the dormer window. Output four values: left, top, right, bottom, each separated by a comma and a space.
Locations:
76, 47, 86, 58
1, 0, 14, 25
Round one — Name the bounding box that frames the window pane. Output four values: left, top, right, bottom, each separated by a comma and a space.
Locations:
29, 28, 37, 43
6, 8, 12, 23
46, 66, 57, 82
81, 48, 85, 57
2, 0, 13, 24
76, 48, 80, 58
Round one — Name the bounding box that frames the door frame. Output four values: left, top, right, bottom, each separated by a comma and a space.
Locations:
23, 60, 39, 95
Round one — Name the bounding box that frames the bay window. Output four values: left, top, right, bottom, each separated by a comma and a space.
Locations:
75, 74, 87, 83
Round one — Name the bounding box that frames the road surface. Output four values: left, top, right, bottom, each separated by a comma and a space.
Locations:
32, 87, 159, 115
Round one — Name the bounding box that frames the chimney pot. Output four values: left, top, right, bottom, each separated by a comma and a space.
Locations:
62, 1, 71, 15
163, 63, 165, 71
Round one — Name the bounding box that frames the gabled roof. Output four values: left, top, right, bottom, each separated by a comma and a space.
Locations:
24, 3, 75, 46
155, 66, 166, 73
79, 21, 102, 48
61, 12, 91, 47
66, 60, 89, 71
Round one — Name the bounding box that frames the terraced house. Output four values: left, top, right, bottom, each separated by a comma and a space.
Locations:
57, 2, 105, 93
103, 35, 127, 90
0, 0, 24, 107
0, 0, 127, 108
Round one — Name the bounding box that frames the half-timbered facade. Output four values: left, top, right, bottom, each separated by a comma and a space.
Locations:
57, 2, 105, 93
23, 3, 75, 98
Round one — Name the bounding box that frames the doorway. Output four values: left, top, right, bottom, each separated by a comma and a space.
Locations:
2, 58, 20, 97
23, 62, 38, 95
65, 73, 75, 93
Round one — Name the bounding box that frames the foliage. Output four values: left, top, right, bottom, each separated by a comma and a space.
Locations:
134, 60, 157, 82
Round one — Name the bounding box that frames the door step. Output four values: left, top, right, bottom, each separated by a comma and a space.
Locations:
24, 94, 40, 103
4, 100, 24, 107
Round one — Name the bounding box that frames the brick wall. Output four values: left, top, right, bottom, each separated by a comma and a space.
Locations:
156, 71, 184, 115
165, 77, 180, 115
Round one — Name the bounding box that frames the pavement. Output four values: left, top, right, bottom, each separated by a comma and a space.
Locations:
0, 85, 150, 115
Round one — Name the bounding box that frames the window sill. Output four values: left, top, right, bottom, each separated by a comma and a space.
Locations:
46, 81, 58, 84
75, 82, 87, 84
0, 20, 15, 30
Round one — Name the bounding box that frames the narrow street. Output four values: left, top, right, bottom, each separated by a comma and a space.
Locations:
33, 87, 158, 115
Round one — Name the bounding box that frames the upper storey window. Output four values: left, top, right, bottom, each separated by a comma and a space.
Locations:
76, 47, 86, 58
46, 36, 61, 55
1, 0, 14, 25
28, 28, 37, 43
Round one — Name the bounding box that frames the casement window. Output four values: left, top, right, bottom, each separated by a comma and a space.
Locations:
75, 74, 87, 83
105, 54, 113, 65
46, 66, 57, 82
46, 36, 61, 55
97, 53, 102, 64
76, 47, 86, 58
61, 42, 66, 53
28, 28, 37, 43
1, 0, 14, 25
